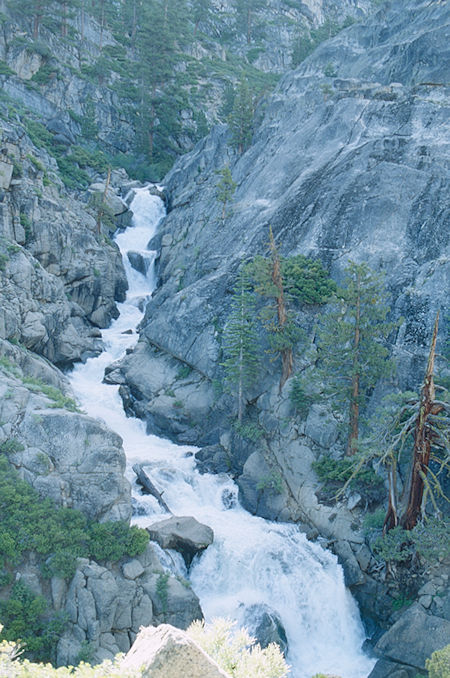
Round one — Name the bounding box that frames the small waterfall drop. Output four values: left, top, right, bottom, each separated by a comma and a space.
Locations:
70, 187, 375, 678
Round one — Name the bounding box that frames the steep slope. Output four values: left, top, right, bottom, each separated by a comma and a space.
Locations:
117, 0, 449, 438
109, 0, 450, 639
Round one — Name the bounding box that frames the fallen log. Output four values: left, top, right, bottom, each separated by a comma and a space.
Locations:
132, 463, 172, 514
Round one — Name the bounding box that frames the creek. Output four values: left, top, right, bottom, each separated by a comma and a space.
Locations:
70, 186, 375, 678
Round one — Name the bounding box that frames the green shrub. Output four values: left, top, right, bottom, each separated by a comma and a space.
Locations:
0, 632, 140, 676
188, 618, 289, 678
426, 644, 450, 678
176, 364, 192, 380
0, 583, 66, 662
30, 64, 58, 85
19, 214, 32, 242
233, 420, 264, 442
257, 472, 284, 495
312, 455, 385, 504
0, 60, 14, 76
22, 377, 79, 412
290, 377, 317, 416
0, 456, 148, 578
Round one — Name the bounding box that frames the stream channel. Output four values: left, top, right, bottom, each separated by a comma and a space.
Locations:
70, 186, 376, 678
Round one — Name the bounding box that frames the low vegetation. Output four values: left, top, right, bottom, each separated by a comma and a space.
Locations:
0, 457, 148, 657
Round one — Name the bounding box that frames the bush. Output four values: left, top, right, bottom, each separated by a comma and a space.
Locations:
312, 455, 385, 505
290, 377, 317, 416
426, 644, 450, 678
0, 583, 66, 663
0, 631, 141, 676
187, 619, 289, 678
0, 456, 148, 578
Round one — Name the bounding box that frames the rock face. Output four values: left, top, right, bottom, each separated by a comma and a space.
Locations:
147, 516, 214, 567
0, 120, 128, 366
54, 544, 203, 666
122, 624, 231, 678
373, 605, 450, 674
0, 341, 131, 523
114, 0, 450, 527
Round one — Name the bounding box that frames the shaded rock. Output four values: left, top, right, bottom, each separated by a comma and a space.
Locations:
121, 624, 231, 678
244, 604, 288, 655
305, 405, 338, 448
368, 659, 416, 678
128, 250, 151, 276
195, 444, 231, 474
147, 516, 213, 567
237, 451, 287, 521
375, 604, 450, 670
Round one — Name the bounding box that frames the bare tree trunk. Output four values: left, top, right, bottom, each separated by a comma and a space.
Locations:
247, 7, 251, 43
347, 269, 361, 455
383, 462, 398, 534
400, 311, 440, 530
269, 227, 293, 391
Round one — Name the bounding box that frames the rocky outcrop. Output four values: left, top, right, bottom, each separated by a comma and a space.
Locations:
44, 543, 202, 666
122, 624, 230, 678
113, 0, 450, 526
0, 342, 131, 523
368, 604, 450, 678
0, 120, 128, 365
147, 516, 214, 567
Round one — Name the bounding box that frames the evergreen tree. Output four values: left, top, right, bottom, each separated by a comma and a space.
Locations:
215, 166, 237, 221
316, 261, 394, 455
193, 0, 212, 37
235, 0, 266, 44
229, 77, 254, 154
222, 267, 261, 423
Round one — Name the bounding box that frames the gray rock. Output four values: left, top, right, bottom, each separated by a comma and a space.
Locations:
122, 559, 145, 580
375, 604, 450, 670
244, 604, 288, 655
147, 516, 214, 567
121, 624, 231, 678
305, 405, 338, 448
368, 659, 416, 678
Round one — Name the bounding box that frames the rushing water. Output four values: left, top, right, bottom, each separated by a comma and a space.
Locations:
70, 186, 375, 678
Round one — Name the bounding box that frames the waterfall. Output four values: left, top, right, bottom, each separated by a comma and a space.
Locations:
70, 186, 375, 678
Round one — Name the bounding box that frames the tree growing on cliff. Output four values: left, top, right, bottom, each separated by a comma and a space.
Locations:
247, 238, 335, 391
229, 77, 254, 154
222, 267, 260, 423
216, 166, 237, 221
365, 311, 450, 533
316, 261, 394, 455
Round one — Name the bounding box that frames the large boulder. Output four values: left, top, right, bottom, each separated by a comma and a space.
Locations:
122, 624, 231, 678
375, 604, 450, 671
147, 516, 214, 567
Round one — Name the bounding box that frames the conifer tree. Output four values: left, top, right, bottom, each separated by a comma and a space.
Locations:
235, 0, 266, 44
222, 267, 260, 423
229, 77, 254, 154
215, 166, 237, 221
317, 261, 394, 455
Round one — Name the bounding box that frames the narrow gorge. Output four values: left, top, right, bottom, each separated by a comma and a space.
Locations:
0, 0, 449, 677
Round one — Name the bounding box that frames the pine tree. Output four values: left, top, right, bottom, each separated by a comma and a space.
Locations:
235, 0, 266, 44
193, 0, 211, 37
222, 267, 261, 423
317, 261, 394, 455
247, 230, 307, 391
229, 77, 254, 154
215, 166, 236, 221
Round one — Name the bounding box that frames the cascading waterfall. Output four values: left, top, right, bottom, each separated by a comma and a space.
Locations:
70, 186, 375, 678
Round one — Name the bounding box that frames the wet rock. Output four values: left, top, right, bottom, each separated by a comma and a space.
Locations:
368, 659, 416, 678
147, 516, 214, 567
122, 624, 231, 678
244, 604, 288, 655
